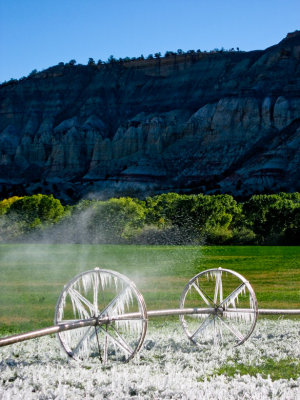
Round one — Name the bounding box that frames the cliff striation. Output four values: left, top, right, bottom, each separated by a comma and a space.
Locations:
1, 32, 300, 201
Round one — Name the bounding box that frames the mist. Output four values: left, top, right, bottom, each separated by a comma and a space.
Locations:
0, 201, 204, 333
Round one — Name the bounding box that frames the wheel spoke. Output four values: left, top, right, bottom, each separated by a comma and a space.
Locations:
191, 282, 213, 306
218, 283, 246, 309
99, 326, 133, 356
190, 315, 214, 340
110, 324, 134, 354
72, 326, 93, 356
216, 315, 244, 342
98, 286, 129, 318
68, 287, 94, 316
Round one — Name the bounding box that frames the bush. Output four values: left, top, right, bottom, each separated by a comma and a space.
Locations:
204, 226, 233, 245
231, 227, 257, 245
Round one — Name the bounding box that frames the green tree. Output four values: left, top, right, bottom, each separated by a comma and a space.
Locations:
29, 69, 37, 76
145, 193, 181, 226
7, 194, 65, 230
87, 197, 146, 243
283, 204, 300, 244
243, 194, 280, 240
145, 193, 241, 244
243, 193, 300, 243
107, 55, 116, 64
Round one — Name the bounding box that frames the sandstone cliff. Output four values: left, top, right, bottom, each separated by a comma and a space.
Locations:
1, 32, 300, 201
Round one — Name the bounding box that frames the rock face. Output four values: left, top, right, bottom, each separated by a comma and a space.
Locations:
1, 32, 300, 201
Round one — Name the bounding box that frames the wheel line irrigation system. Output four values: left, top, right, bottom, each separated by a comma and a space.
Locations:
0, 267, 299, 364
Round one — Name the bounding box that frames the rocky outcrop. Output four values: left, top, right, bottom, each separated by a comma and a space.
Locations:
0, 32, 300, 202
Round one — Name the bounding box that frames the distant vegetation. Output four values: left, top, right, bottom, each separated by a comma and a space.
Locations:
0, 192, 299, 245
1, 46, 243, 86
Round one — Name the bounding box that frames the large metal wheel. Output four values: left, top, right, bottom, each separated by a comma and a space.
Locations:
179, 268, 258, 347
54, 268, 147, 363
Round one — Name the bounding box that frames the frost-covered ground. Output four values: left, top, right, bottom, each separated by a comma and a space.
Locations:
0, 319, 299, 399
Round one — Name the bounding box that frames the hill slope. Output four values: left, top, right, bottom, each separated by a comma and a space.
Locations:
1, 32, 300, 201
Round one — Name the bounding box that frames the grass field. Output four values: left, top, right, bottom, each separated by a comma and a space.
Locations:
0, 244, 299, 334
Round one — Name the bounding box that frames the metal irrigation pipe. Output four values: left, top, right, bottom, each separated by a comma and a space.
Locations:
1, 307, 299, 348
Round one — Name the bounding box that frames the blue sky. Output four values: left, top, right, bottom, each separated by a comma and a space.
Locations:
0, 0, 299, 82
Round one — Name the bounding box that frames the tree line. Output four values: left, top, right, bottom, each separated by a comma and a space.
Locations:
0, 192, 299, 245
1, 46, 243, 87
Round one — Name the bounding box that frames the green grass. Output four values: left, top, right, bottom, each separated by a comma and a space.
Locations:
0, 244, 299, 333
203, 358, 300, 381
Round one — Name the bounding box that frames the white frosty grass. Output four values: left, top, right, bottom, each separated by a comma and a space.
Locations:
1, 319, 299, 399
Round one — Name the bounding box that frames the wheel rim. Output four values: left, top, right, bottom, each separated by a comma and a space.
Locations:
179, 268, 258, 347
54, 268, 147, 363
